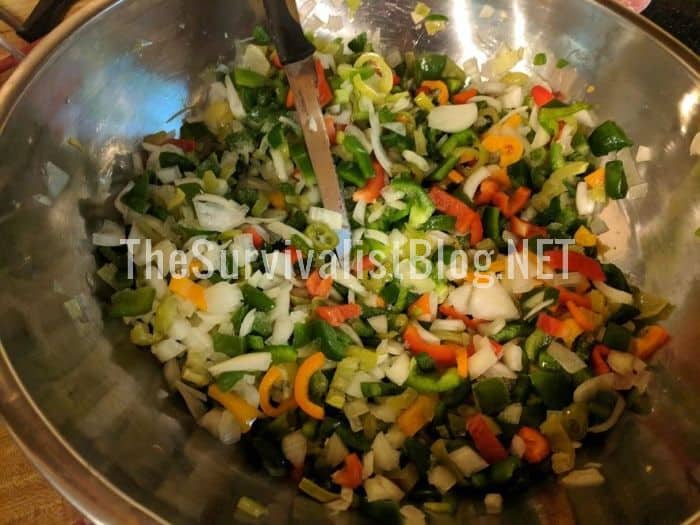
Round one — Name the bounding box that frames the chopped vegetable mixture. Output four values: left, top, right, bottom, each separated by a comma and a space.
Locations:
93, 25, 671, 520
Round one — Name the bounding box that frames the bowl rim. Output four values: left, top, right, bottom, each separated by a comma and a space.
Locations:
0, 0, 697, 523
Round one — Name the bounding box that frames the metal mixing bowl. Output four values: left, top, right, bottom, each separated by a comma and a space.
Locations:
0, 0, 698, 523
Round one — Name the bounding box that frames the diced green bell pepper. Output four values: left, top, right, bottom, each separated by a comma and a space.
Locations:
109, 287, 155, 317
588, 120, 633, 156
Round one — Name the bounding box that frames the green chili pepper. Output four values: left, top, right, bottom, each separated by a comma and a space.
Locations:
601, 263, 631, 292
533, 53, 547, 66
602, 322, 632, 350
483, 206, 505, 250
216, 370, 246, 392
231, 305, 250, 334
309, 371, 329, 404
292, 322, 312, 348
267, 123, 285, 149
507, 159, 531, 188
241, 284, 275, 312
381, 131, 414, 151
473, 377, 510, 415
251, 312, 274, 337
421, 214, 456, 231
511, 375, 531, 403
588, 390, 617, 424
305, 222, 339, 251
538, 350, 563, 371
491, 321, 534, 344
342, 134, 374, 180
120, 174, 150, 213
159, 151, 196, 172
336, 425, 371, 453
289, 141, 315, 182
405, 368, 462, 393
604, 160, 628, 199
490, 456, 520, 484
246, 334, 265, 351
109, 287, 155, 317
609, 303, 640, 324
439, 129, 478, 157
402, 437, 431, 475
252, 25, 271, 45
392, 286, 411, 313
415, 352, 436, 372
530, 370, 572, 409
337, 161, 366, 187
390, 179, 435, 227
414, 53, 447, 84
430, 154, 459, 181
588, 120, 633, 156
348, 31, 368, 52
312, 320, 348, 360
268, 345, 298, 363
361, 381, 405, 398
212, 332, 247, 357
538, 102, 590, 134
233, 68, 268, 89
550, 143, 565, 170
561, 402, 589, 440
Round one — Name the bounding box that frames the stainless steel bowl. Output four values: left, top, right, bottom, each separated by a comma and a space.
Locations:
0, 0, 699, 523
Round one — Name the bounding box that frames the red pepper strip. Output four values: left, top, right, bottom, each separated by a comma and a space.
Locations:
556, 286, 592, 308
474, 179, 500, 205
285, 59, 333, 109
565, 300, 596, 331
331, 453, 363, 489
392, 72, 401, 86
353, 161, 386, 203
402, 324, 458, 367
531, 85, 555, 107
428, 187, 483, 245
543, 250, 606, 282
507, 186, 532, 216
271, 51, 283, 69
316, 303, 361, 327
467, 414, 508, 464
592, 344, 611, 375
244, 226, 265, 249
284, 247, 302, 264
451, 88, 478, 104
509, 216, 549, 238
438, 304, 483, 330
166, 138, 196, 152
536, 312, 566, 339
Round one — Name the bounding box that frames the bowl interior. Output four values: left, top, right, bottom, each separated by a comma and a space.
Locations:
0, 0, 699, 523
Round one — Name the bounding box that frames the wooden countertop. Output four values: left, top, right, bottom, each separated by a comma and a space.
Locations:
0, 3, 94, 522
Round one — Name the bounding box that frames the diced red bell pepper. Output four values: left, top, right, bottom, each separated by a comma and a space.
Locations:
316, 303, 362, 327
166, 138, 196, 152
467, 414, 508, 464
331, 453, 363, 489
543, 249, 606, 282
428, 187, 483, 245
531, 85, 555, 107
353, 161, 386, 203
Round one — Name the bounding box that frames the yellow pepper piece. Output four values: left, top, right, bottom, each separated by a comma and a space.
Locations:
503, 113, 523, 129
584, 168, 605, 188
414, 91, 435, 111
397, 395, 438, 437
574, 226, 597, 247
481, 134, 524, 168
268, 191, 286, 210
169, 276, 207, 310
208, 385, 258, 433
203, 100, 234, 136
560, 318, 583, 347
447, 169, 464, 183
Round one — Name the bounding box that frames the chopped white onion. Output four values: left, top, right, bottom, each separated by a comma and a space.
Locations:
282, 430, 307, 468
193, 194, 248, 232
511, 434, 526, 458
547, 341, 587, 373
467, 281, 519, 320
483, 362, 517, 379
428, 465, 457, 493
92, 220, 125, 247
152, 339, 186, 362
400, 505, 426, 525
573, 373, 616, 403
430, 319, 465, 332
635, 145, 652, 162
463, 166, 493, 201
691, 132, 700, 156
309, 206, 343, 231
386, 352, 411, 386
402, 150, 430, 171
367, 315, 388, 334
449, 446, 488, 476
561, 468, 605, 487
593, 280, 634, 305
427, 104, 478, 133
484, 493, 503, 514
364, 475, 405, 502
208, 352, 272, 375
203, 282, 242, 314
224, 74, 246, 119
372, 432, 401, 472
576, 181, 596, 215
588, 394, 625, 433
